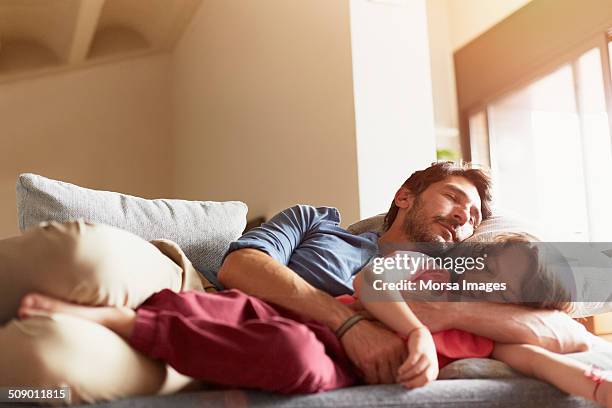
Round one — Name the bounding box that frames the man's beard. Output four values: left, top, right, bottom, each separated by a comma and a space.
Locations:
403, 196, 457, 253
403, 196, 439, 243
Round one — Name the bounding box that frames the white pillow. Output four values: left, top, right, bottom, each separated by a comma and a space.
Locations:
463, 211, 544, 242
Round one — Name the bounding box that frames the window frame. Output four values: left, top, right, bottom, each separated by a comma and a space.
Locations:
461, 32, 612, 166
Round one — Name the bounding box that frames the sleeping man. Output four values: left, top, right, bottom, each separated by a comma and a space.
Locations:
0, 161, 590, 403
216, 161, 589, 384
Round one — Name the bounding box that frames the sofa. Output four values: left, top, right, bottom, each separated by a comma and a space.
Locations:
65, 334, 612, 408
73, 378, 603, 408
5, 174, 611, 408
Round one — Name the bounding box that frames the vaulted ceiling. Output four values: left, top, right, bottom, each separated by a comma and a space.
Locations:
0, 0, 201, 81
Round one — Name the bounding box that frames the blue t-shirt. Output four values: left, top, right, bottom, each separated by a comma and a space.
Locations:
217, 205, 380, 296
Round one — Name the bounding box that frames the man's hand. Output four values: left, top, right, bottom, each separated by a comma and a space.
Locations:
397, 327, 439, 388
340, 320, 407, 384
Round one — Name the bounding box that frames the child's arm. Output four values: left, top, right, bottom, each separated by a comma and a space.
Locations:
353, 270, 425, 335
353, 256, 439, 388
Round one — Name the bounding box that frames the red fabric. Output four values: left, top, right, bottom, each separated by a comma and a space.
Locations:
432, 329, 493, 368
128, 289, 356, 394
335, 294, 356, 305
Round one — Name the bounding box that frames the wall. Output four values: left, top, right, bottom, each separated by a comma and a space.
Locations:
446, 0, 533, 51
426, 0, 460, 153
350, 0, 436, 219
0, 0, 440, 235
171, 0, 361, 225
0, 54, 173, 237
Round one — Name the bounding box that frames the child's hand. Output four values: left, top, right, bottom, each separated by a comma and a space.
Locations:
397, 327, 439, 389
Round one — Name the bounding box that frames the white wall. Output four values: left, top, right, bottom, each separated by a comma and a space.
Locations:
426, 0, 461, 153
350, 0, 437, 219
171, 0, 361, 225
0, 55, 173, 237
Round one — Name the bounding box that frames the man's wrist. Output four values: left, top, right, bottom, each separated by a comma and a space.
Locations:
314, 291, 360, 332
335, 314, 367, 339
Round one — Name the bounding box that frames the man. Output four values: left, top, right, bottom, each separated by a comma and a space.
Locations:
0, 162, 588, 403
218, 161, 589, 385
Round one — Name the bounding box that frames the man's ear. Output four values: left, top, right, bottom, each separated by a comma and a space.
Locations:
394, 187, 414, 209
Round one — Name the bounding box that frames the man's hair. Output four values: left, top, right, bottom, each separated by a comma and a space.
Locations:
383, 161, 493, 231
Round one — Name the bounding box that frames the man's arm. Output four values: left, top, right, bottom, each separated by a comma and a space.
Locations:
408, 301, 590, 353
218, 248, 407, 384
219, 249, 350, 329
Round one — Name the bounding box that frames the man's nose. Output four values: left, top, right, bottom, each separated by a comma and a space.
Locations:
452, 205, 469, 225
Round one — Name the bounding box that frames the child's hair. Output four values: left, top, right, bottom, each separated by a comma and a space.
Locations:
491, 232, 574, 314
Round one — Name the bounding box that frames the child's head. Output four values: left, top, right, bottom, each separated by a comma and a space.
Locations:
466, 232, 574, 313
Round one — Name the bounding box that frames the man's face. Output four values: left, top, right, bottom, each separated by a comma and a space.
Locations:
402, 176, 483, 243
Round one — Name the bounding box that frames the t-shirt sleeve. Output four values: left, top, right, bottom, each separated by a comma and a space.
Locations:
224, 205, 339, 266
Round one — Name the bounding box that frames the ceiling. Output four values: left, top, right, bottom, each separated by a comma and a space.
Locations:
0, 0, 201, 81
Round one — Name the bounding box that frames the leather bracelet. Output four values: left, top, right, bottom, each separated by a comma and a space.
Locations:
335, 314, 366, 339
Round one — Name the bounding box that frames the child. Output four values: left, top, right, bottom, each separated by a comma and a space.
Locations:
16, 233, 612, 406
353, 232, 612, 406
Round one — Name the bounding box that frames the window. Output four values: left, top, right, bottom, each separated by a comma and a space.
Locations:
468, 41, 612, 241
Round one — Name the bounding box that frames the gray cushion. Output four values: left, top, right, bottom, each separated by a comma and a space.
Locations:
16, 173, 247, 273
78, 379, 598, 408
347, 213, 386, 235
77, 335, 610, 407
